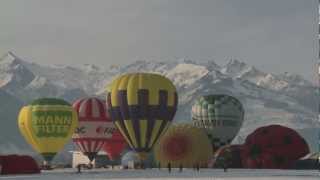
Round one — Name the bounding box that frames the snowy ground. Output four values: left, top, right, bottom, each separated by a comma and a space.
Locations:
0, 168, 320, 180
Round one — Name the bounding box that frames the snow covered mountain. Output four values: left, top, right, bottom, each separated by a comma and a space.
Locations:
0, 52, 35, 93
0, 52, 318, 154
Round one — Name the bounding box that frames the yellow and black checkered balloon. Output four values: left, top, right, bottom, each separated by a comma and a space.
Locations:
106, 73, 178, 159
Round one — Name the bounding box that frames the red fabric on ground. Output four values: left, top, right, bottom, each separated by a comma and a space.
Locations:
0, 155, 40, 175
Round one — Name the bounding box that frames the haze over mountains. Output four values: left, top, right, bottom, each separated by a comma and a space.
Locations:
0, 51, 318, 157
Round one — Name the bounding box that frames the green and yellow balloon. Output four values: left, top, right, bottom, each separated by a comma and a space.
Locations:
18, 98, 78, 164
106, 73, 178, 160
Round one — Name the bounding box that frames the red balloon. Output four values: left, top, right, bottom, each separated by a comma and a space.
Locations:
103, 130, 127, 160
242, 155, 261, 168
209, 145, 243, 168
241, 125, 309, 169
259, 153, 276, 169
241, 147, 292, 169
0, 155, 40, 175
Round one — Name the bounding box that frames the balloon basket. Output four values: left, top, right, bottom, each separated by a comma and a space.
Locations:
87, 163, 93, 169
41, 161, 53, 170
137, 152, 148, 161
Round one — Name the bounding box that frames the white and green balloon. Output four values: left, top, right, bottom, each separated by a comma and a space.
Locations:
191, 94, 244, 150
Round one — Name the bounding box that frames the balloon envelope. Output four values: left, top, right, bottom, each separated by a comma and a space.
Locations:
103, 130, 127, 160
241, 125, 309, 169
154, 124, 212, 168
192, 95, 244, 150
72, 97, 115, 162
18, 98, 78, 163
107, 73, 178, 159
208, 145, 243, 168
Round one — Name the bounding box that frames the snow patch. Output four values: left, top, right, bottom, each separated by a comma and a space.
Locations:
257, 74, 289, 91
165, 63, 209, 88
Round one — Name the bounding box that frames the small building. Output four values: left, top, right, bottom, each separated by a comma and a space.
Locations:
71, 151, 120, 168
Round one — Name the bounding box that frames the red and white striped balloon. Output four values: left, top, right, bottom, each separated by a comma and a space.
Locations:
72, 97, 117, 161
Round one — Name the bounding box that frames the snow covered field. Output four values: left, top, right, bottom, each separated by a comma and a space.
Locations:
1, 169, 319, 180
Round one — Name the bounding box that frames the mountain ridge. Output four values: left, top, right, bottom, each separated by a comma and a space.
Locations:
0, 51, 318, 155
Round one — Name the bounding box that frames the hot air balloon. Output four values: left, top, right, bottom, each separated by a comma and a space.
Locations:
208, 145, 243, 168
18, 98, 78, 166
241, 125, 309, 169
107, 73, 178, 160
154, 124, 212, 168
72, 97, 115, 162
103, 130, 127, 160
191, 95, 244, 150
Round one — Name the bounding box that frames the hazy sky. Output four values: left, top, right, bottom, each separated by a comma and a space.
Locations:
0, 0, 318, 80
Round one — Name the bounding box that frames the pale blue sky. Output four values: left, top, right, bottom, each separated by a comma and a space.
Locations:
0, 0, 317, 80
